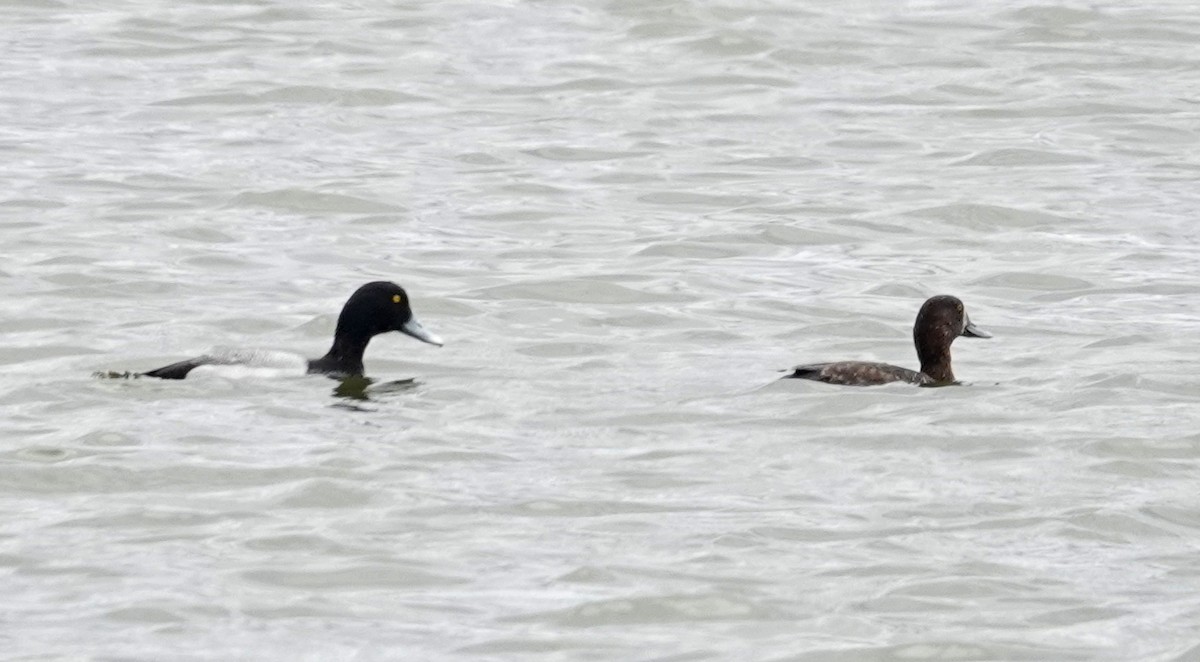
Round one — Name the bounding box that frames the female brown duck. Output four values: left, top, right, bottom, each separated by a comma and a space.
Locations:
787, 295, 990, 386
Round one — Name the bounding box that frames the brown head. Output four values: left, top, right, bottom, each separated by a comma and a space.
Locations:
912, 295, 990, 383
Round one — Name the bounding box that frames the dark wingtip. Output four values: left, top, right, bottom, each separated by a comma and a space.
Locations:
785, 366, 820, 380
141, 360, 204, 380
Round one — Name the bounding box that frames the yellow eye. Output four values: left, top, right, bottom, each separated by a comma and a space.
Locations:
392, 294, 403, 304
956, 303, 963, 312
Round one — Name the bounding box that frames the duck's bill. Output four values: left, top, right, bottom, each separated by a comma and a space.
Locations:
963, 320, 991, 338
400, 317, 444, 346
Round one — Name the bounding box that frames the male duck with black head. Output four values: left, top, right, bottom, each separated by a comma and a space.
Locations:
142, 281, 442, 380
787, 295, 990, 387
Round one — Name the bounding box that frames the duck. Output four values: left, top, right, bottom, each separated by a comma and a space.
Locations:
787, 295, 989, 387
141, 281, 442, 380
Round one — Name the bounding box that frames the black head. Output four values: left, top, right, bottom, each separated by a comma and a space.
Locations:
912, 295, 989, 378
334, 281, 443, 346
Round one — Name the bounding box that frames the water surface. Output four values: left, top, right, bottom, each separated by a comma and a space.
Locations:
3, 1, 1200, 660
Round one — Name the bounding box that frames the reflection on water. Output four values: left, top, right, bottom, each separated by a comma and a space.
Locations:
92, 370, 419, 404
92, 371, 142, 380
331, 375, 418, 402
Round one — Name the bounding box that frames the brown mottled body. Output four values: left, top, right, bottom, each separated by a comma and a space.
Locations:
790, 361, 927, 386
787, 295, 990, 387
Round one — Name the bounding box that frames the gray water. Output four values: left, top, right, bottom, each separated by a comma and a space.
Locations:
3, 1, 1200, 659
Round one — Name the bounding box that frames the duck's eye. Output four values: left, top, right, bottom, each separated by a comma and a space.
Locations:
956, 303, 963, 313
392, 294, 403, 304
